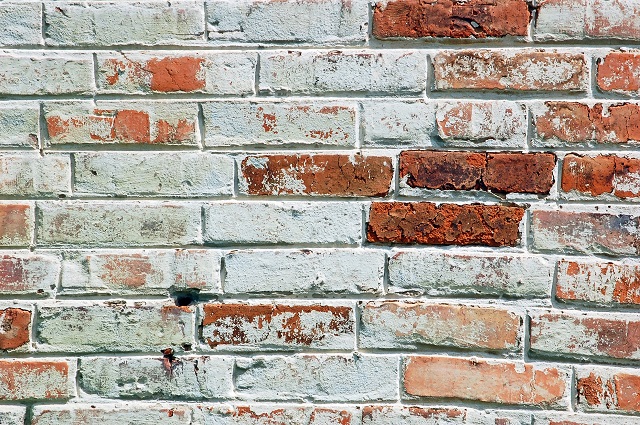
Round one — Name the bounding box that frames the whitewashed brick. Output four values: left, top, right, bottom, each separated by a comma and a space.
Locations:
31, 405, 191, 425
361, 100, 436, 146
0, 103, 39, 148
0, 253, 59, 296
195, 404, 361, 424
0, 154, 70, 196
0, 3, 41, 46
0, 407, 25, 425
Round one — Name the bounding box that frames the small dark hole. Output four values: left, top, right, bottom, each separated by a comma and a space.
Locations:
182, 343, 193, 351
90, 170, 97, 176
173, 292, 198, 306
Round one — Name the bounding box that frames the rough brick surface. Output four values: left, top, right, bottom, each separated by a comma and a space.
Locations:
0, 308, 31, 350
562, 154, 640, 199
0, 360, 72, 400
597, 51, 640, 95
31, 405, 191, 425
576, 367, 640, 414
0, 254, 59, 296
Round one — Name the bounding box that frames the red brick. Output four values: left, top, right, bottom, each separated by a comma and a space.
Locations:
367, 202, 525, 247
0, 308, 30, 350
577, 369, 640, 414
534, 102, 640, 145
0, 204, 31, 247
0, 254, 59, 295
433, 50, 587, 91
562, 154, 615, 196
597, 52, 640, 94
372, 0, 531, 39
485, 153, 556, 194
0, 360, 71, 400
403, 356, 568, 406
241, 154, 393, 197
362, 406, 467, 424
200, 405, 357, 424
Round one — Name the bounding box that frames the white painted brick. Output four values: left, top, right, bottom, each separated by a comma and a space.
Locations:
74, 152, 234, 197
362, 406, 533, 425
361, 100, 436, 146
235, 354, 399, 402
535, 412, 640, 425
203, 102, 357, 147
36, 301, 195, 352
0, 154, 70, 196
36, 201, 202, 247
223, 249, 383, 295
0, 253, 59, 296
206, 0, 368, 45
259, 50, 426, 95
44, 1, 204, 46
0, 407, 25, 425
0, 3, 41, 46
31, 404, 192, 425
0, 53, 93, 95
204, 202, 362, 245
388, 251, 553, 298
195, 404, 362, 425
79, 357, 234, 399
0, 103, 39, 148
534, 0, 587, 41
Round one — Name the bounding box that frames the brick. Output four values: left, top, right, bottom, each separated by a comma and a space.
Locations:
361, 100, 436, 146
562, 154, 640, 199
0, 3, 41, 46
403, 356, 569, 407
372, 0, 531, 39
388, 251, 552, 298
60, 250, 221, 296
44, 102, 199, 146
36, 301, 195, 352
531, 209, 640, 256
235, 354, 399, 402
201, 303, 354, 350
74, 152, 234, 197
206, 0, 368, 44
362, 406, 468, 425
0, 360, 72, 400
0, 308, 30, 350
359, 302, 520, 351
0, 203, 33, 247
31, 405, 191, 425
436, 101, 527, 148
433, 50, 587, 92
530, 311, 640, 361
0, 103, 39, 148
400, 151, 555, 194
36, 201, 201, 247
0, 253, 59, 296
367, 202, 525, 247
203, 102, 356, 147
0, 154, 70, 197
535, 413, 640, 425
44, 1, 204, 46
535, 0, 640, 41
597, 52, 640, 95
0, 407, 24, 425
0, 53, 92, 95
576, 367, 640, 414
240, 154, 393, 197
223, 249, 383, 295
556, 260, 640, 306
97, 52, 256, 95
259, 50, 426, 95
196, 405, 359, 425
79, 356, 233, 399
533, 102, 640, 146
203, 202, 362, 245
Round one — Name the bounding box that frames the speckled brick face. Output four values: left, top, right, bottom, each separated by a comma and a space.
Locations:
2, 0, 639, 423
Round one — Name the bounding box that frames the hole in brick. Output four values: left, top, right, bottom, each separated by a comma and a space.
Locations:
172, 291, 199, 306
90, 170, 97, 176
181, 342, 193, 351
58, 194, 66, 198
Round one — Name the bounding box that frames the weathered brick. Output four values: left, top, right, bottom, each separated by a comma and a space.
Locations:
400, 151, 555, 194
202, 303, 354, 351
196, 405, 359, 425
0, 154, 70, 197
0, 360, 72, 400
36, 302, 195, 352
361, 100, 436, 146
360, 302, 520, 351
79, 356, 233, 399
0, 53, 92, 95
0, 103, 39, 148
388, 251, 552, 297
60, 250, 221, 295
0, 253, 59, 296
206, 0, 368, 44
223, 249, 383, 295
535, 412, 640, 425
204, 202, 362, 245
576, 367, 640, 414
259, 50, 426, 95
0, 407, 24, 425
373, 0, 531, 39
530, 311, 640, 361
0, 3, 41, 46
533, 102, 640, 146
531, 209, 640, 256
98, 52, 256, 95
433, 50, 587, 92
235, 354, 399, 401
44, 1, 204, 46
562, 154, 640, 199
36, 201, 201, 247
74, 152, 234, 197
0, 308, 30, 350
403, 356, 569, 407
597, 51, 640, 95
556, 260, 640, 306
203, 102, 357, 147
436, 101, 527, 148
240, 154, 393, 197
31, 405, 191, 425
362, 406, 468, 425
0, 203, 33, 247
44, 102, 199, 146
367, 202, 525, 246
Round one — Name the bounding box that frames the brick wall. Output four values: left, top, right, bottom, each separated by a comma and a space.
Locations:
1, 0, 640, 423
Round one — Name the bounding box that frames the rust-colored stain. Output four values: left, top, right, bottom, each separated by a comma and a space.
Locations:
256, 107, 278, 133
202, 303, 353, 347
367, 202, 524, 247
147, 57, 206, 92
0, 308, 31, 350
98, 254, 153, 288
